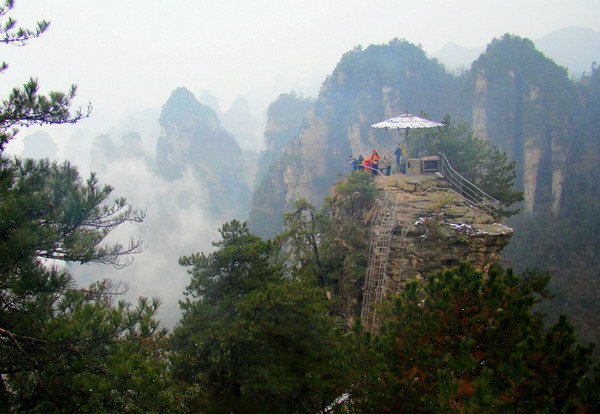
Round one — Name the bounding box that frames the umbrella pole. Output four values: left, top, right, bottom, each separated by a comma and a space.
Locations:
405, 127, 409, 159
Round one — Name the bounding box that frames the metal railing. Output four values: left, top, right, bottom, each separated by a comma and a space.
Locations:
438, 153, 501, 218
347, 164, 385, 176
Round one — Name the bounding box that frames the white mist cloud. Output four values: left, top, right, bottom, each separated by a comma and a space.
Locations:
70, 158, 220, 329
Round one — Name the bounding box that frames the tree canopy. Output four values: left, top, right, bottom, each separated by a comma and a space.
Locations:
170, 220, 348, 413
347, 264, 599, 413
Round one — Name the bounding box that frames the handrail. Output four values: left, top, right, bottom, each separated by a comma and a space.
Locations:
347, 164, 385, 177
361, 154, 503, 333
438, 153, 501, 218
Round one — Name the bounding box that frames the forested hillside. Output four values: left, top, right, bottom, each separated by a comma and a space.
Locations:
250, 36, 600, 345
503, 64, 600, 344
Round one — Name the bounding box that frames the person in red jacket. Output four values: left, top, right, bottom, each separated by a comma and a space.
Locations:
369, 149, 380, 175
362, 156, 372, 173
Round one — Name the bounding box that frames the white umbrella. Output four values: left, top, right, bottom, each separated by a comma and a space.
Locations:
371, 113, 444, 130
371, 113, 444, 159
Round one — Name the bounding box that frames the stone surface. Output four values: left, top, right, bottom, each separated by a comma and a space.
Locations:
381, 173, 512, 279
361, 173, 514, 330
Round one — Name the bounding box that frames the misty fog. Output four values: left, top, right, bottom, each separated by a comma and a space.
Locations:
11, 103, 254, 328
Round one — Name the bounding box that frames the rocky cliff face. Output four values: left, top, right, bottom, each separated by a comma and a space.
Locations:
249, 93, 315, 237
248, 35, 600, 344
470, 35, 576, 216
502, 65, 600, 345
250, 40, 461, 238
263, 92, 314, 155
388, 179, 512, 283
360, 174, 513, 331
156, 87, 251, 219
286, 41, 458, 206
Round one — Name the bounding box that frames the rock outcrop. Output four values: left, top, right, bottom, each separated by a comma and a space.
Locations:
249, 40, 460, 238
156, 87, 251, 219
361, 174, 513, 332
249, 93, 315, 237
21, 131, 58, 160
470, 35, 575, 216
251, 35, 584, 237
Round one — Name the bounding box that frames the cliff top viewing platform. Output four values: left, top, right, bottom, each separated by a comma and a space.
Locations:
374, 172, 506, 228
360, 165, 513, 333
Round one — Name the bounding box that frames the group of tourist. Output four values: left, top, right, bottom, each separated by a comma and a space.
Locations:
348, 143, 407, 176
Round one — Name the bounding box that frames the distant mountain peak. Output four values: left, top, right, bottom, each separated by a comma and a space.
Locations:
198, 89, 222, 114
432, 42, 484, 70
535, 27, 600, 75
433, 26, 600, 76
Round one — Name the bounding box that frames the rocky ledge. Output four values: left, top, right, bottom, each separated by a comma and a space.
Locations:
373, 173, 513, 292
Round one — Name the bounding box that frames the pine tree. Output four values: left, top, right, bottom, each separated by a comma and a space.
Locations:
278, 173, 376, 319
349, 264, 597, 413
0, 3, 173, 411
170, 220, 348, 413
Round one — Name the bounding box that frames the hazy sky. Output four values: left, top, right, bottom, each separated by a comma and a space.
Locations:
2, 0, 599, 130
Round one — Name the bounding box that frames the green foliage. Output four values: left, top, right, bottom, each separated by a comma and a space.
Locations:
274, 173, 376, 326
422, 116, 523, 216
171, 220, 347, 413
321, 39, 458, 125
280, 172, 376, 293
0, 79, 91, 149
177, 220, 279, 309
0, 157, 145, 269
3, 283, 174, 413
0, 156, 167, 412
348, 264, 597, 413
333, 171, 378, 218
0, 4, 171, 410
280, 199, 329, 287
